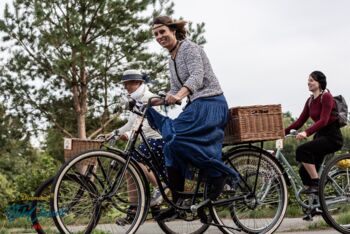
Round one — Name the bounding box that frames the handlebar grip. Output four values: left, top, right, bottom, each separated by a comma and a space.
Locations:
164, 100, 182, 106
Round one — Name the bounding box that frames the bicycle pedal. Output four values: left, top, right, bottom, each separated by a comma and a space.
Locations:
310, 208, 323, 216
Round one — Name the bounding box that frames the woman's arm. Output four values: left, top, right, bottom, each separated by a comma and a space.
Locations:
117, 113, 136, 137
285, 99, 310, 135
166, 86, 190, 104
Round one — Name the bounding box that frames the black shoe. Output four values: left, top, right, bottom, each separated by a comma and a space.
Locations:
302, 214, 313, 221
301, 185, 319, 194
207, 175, 227, 200
302, 207, 323, 221
116, 206, 136, 226
311, 207, 323, 216
155, 207, 179, 221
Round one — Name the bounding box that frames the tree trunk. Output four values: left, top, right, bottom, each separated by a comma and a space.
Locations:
77, 112, 86, 139
71, 50, 87, 139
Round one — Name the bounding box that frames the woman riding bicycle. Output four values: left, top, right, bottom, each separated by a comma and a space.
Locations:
284, 70, 343, 194
148, 16, 239, 221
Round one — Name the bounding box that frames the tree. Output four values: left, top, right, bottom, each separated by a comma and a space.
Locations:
0, 0, 206, 140
0, 104, 34, 210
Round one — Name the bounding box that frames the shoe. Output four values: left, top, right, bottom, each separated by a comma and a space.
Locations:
302, 214, 313, 221
224, 176, 239, 192
311, 207, 323, 216
155, 207, 179, 221
150, 186, 169, 207
116, 206, 136, 226
300, 185, 319, 195
302, 207, 323, 221
207, 175, 227, 200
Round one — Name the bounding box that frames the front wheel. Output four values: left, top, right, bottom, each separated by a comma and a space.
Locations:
210, 149, 288, 234
51, 150, 147, 234
319, 153, 350, 234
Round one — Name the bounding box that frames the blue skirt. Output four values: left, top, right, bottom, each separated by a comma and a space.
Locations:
146, 95, 239, 179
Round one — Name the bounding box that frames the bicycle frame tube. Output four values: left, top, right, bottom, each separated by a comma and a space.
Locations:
274, 148, 330, 209
275, 149, 304, 193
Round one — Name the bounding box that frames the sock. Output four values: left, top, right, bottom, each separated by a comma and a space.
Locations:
311, 178, 319, 186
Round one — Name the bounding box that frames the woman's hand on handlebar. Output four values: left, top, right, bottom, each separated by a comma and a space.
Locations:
97, 131, 121, 142
285, 129, 306, 140
296, 131, 307, 140
165, 94, 182, 105
149, 95, 181, 106
119, 134, 128, 141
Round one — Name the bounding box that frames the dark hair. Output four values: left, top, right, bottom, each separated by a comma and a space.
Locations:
310, 70, 327, 90
152, 16, 187, 40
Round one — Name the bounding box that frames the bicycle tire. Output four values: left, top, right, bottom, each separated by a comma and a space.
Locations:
31, 177, 59, 234
51, 150, 147, 234
319, 153, 350, 234
210, 149, 288, 234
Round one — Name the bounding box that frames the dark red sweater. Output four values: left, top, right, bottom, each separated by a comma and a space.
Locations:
285, 92, 337, 136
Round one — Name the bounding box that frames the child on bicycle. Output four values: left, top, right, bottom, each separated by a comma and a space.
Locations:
108, 69, 168, 224
284, 71, 343, 194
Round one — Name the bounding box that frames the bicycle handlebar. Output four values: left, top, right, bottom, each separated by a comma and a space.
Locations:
285, 129, 298, 138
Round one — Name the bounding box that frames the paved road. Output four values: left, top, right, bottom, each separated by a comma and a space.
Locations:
4, 217, 340, 233
133, 217, 339, 234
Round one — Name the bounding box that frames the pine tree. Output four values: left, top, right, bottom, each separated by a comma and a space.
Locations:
0, 0, 206, 139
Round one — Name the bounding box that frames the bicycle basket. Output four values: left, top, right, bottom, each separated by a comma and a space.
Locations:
64, 138, 103, 165
224, 104, 285, 144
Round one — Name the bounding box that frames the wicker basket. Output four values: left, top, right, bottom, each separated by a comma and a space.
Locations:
64, 138, 103, 165
224, 104, 285, 144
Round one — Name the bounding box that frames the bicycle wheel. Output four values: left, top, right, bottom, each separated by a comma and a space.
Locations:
51, 150, 147, 234
156, 168, 210, 234
210, 149, 288, 234
31, 177, 60, 234
319, 153, 350, 234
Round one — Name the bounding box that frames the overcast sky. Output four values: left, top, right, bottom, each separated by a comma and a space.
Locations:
169, 0, 350, 117
1, 0, 350, 117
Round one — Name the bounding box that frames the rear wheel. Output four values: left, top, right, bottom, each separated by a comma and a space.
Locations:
319, 153, 350, 234
51, 150, 147, 234
210, 149, 288, 234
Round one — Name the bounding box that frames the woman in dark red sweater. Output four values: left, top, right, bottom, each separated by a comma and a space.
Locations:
285, 71, 343, 194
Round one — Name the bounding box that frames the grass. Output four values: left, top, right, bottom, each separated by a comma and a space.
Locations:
337, 211, 350, 225
307, 219, 330, 230
285, 205, 302, 218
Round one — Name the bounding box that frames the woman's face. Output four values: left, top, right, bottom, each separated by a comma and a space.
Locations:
152, 24, 177, 50
123, 80, 142, 94
308, 76, 320, 92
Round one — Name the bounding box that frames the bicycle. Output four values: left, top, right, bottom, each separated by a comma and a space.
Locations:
49, 94, 288, 234
31, 175, 91, 234
319, 153, 350, 233
30, 139, 106, 234
226, 130, 349, 232
31, 176, 59, 234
